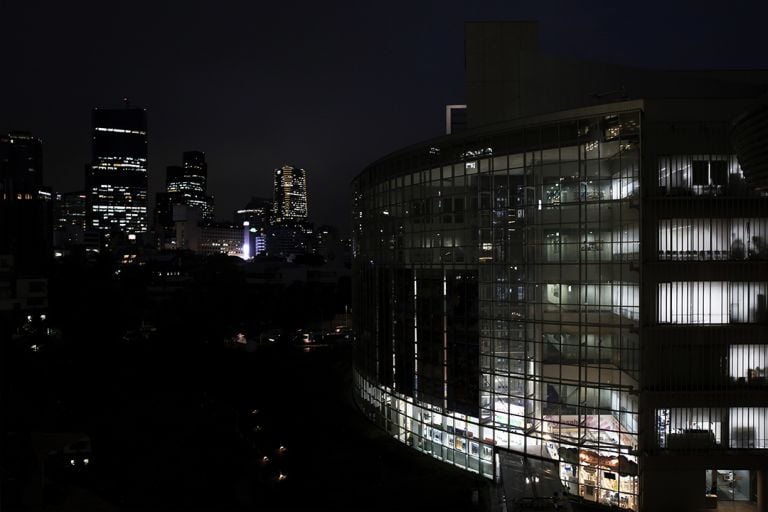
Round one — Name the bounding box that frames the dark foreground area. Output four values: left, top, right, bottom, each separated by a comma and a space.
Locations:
1, 339, 489, 511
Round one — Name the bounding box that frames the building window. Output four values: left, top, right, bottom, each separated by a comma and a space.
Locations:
658, 218, 768, 261
729, 345, 768, 385
657, 155, 744, 196
656, 408, 723, 449
729, 408, 767, 449
657, 282, 768, 324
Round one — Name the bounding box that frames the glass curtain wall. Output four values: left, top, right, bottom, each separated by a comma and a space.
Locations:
352, 110, 642, 510
518, 113, 641, 510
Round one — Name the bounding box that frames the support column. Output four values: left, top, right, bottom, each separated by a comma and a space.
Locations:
758, 470, 768, 512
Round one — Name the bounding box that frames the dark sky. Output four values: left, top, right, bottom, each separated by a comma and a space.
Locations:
4, 0, 768, 233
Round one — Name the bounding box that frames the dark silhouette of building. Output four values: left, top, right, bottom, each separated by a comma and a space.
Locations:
234, 197, 271, 233
352, 21, 768, 512
0, 131, 42, 195
0, 131, 52, 274
53, 191, 87, 248
0, 131, 50, 336
86, 99, 148, 240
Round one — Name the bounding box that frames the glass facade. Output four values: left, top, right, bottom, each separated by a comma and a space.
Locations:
353, 109, 642, 510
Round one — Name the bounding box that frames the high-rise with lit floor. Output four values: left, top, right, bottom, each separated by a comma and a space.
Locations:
87, 99, 148, 239
272, 165, 307, 224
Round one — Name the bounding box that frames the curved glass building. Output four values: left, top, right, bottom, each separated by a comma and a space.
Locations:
352, 22, 768, 512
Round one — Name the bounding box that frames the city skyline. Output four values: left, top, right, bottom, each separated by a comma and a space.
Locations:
4, 1, 768, 232
4, 4, 768, 512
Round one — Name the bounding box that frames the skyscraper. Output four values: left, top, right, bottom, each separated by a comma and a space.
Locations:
181, 151, 207, 194
87, 99, 148, 239
272, 165, 307, 224
0, 131, 43, 197
165, 152, 214, 220
53, 191, 87, 248
0, 131, 52, 273
154, 151, 215, 248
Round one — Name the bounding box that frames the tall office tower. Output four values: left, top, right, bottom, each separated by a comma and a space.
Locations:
272, 165, 307, 224
169, 151, 214, 221
0, 131, 43, 196
165, 165, 186, 193
87, 100, 148, 239
153, 190, 174, 235
154, 152, 214, 249
352, 22, 768, 512
54, 192, 87, 230
53, 191, 87, 247
161, 152, 214, 222
182, 151, 207, 193
0, 131, 52, 273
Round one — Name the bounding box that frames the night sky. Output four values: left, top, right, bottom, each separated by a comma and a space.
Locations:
4, 0, 768, 233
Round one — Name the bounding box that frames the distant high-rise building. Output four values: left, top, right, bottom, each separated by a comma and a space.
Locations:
181, 151, 207, 194
272, 165, 307, 224
155, 152, 214, 244
235, 197, 271, 259
54, 192, 87, 231
234, 197, 271, 233
165, 165, 186, 194
0, 131, 43, 197
87, 100, 148, 238
198, 223, 244, 257
0, 131, 52, 273
53, 191, 87, 247
167, 151, 214, 220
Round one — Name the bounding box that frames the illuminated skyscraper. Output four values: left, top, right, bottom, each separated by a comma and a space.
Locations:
154, 151, 214, 249
272, 165, 307, 224
181, 151, 207, 192
170, 151, 214, 221
156, 151, 214, 228
87, 100, 148, 238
